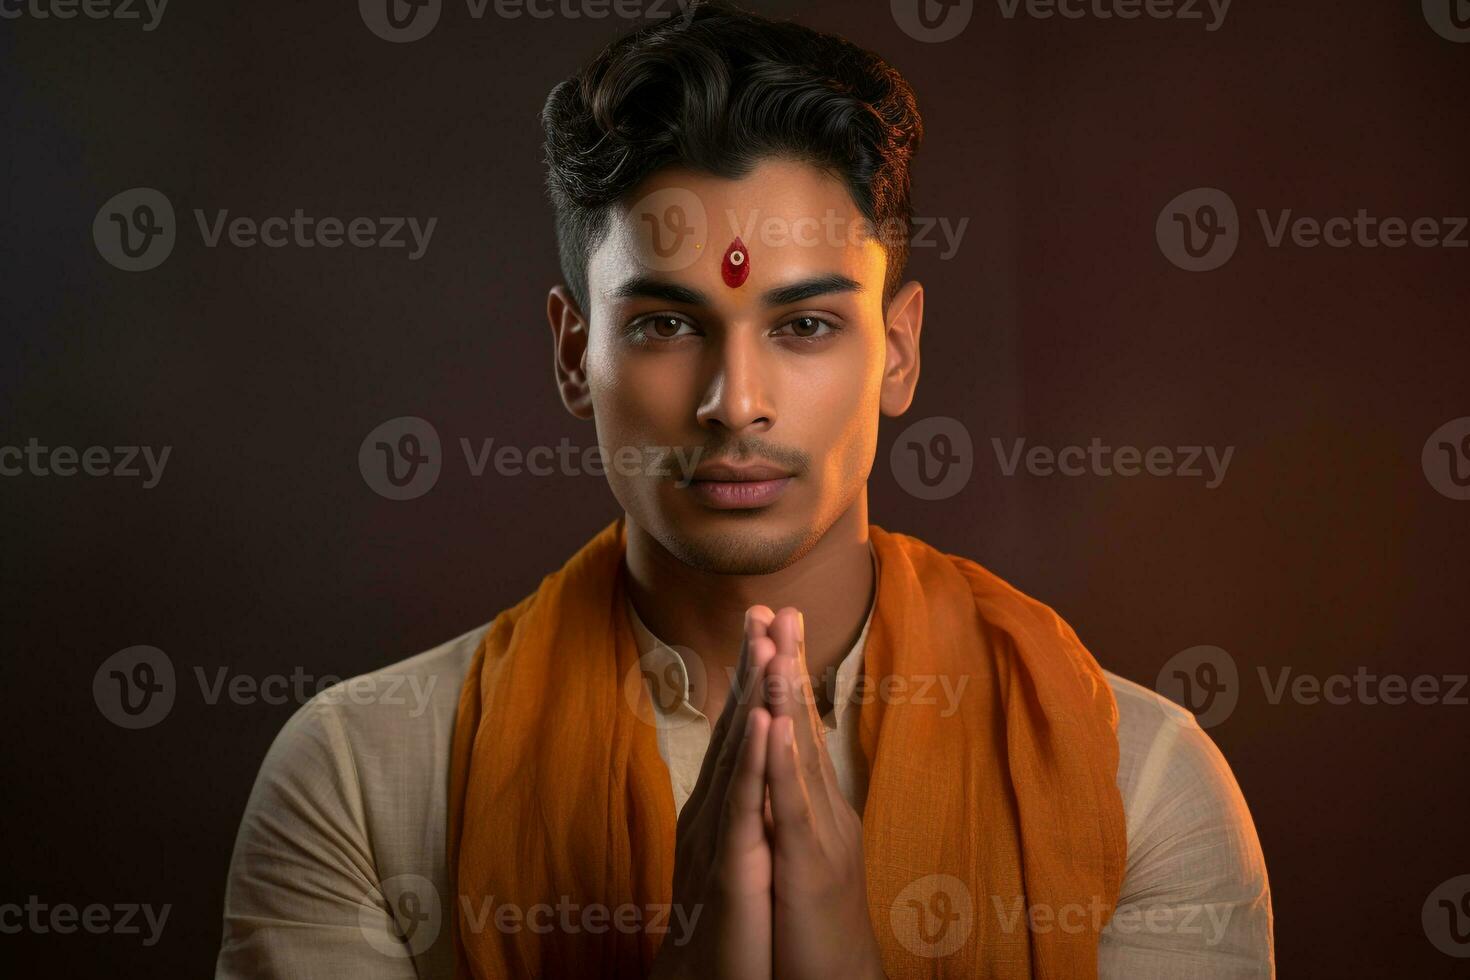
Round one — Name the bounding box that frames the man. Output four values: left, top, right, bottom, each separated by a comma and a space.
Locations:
216, 4, 1273, 977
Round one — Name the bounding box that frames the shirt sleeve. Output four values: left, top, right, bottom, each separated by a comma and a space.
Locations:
214, 696, 422, 979
1100, 699, 1275, 979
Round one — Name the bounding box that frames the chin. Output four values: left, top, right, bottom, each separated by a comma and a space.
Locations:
655, 513, 817, 575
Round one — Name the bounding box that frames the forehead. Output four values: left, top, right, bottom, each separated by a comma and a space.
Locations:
587, 157, 888, 303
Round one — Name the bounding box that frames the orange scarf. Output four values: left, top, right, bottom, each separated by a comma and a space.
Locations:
448, 516, 1126, 978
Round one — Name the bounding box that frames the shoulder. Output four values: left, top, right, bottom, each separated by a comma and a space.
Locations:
1104, 668, 1264, 868
236, 623, 488, 875
1100, 670, 1276, 975
1104, 668, 1203, 784
219, 624, 487, 976
1103, 669, 1259, 843
236, 619, 486, 841
251, 623, 484, 797
286, 622, 484, 758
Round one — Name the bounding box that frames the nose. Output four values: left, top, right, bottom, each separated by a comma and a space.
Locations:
694, 327, 774, 435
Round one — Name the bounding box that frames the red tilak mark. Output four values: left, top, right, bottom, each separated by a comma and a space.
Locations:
721, 237, 750, 288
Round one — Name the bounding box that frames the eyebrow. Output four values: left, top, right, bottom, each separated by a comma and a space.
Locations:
609, 273, 863, 308
761, 274, 863, 307
610, 277, 708, 305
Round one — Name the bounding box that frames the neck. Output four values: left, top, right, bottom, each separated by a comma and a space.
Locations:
622, 495, 876, 712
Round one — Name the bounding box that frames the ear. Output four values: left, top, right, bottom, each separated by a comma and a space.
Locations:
879, 280, 923, 417
547, 285, 594, 420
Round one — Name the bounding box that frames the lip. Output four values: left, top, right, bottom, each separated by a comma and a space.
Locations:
687, 476, 793, 510
690, 461, 793, 482
683, 458, 796, 510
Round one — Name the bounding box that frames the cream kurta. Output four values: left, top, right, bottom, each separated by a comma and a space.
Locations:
215, 580, 1274, 978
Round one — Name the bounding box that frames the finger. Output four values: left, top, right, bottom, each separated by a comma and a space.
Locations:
688, 608, 775, 813
731, 604, 774, 722
765, 714, 817, 853
706, 605, 774, 748
748, 604, 776, 633
790, 609, 843, 795
698, 606, 768, 773
710, 635, 775, 800
765, 649, 835, 834
768, 609, 824, 744
717, 706, 770, 848
766, 609, 835, 830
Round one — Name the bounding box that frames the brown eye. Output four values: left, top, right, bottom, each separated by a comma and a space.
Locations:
786, 316, 832, 338
638, 315, 693, 340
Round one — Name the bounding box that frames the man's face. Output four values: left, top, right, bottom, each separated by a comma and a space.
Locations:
575, 158, 899, 574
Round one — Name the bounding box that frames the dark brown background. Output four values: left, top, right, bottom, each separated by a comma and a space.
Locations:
2, 0, 1466, 975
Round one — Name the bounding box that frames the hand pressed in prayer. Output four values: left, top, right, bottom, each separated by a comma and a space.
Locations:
763, 607, 888, 980
650, 605, 779, 980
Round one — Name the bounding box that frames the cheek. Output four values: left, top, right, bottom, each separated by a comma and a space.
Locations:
587, 342, 689, 446
794, 341, 884, 483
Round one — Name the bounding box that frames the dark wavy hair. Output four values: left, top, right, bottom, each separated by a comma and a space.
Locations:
541, 1, 924, 311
